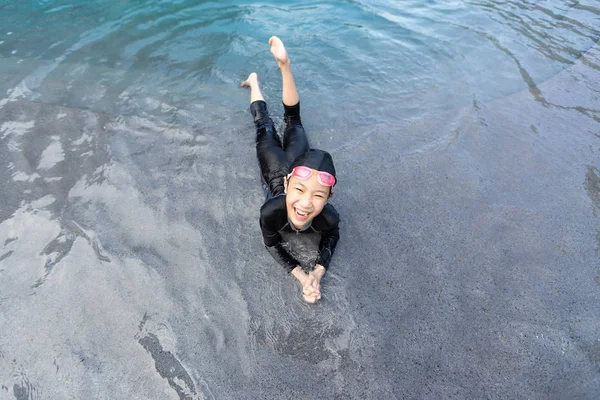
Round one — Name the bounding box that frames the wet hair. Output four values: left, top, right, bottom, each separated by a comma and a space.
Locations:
288, 148, 337, 186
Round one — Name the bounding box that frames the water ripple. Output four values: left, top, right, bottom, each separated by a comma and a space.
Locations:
1, 1, 599, 398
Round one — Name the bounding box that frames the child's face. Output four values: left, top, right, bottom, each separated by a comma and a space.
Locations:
284, 171, 332, 229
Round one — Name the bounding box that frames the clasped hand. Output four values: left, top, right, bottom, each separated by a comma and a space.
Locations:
292, 265, 326, 303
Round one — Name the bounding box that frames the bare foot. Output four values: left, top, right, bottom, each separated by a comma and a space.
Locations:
269, 36, 290, 68
240, 72, 258, 88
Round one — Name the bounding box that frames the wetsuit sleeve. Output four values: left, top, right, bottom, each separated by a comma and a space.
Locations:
314, 204, 340, 269
265, 243, 299, 273
260, 198, 300, 273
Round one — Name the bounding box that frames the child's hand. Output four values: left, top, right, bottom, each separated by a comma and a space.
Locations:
291, 266, 324, 303
302, 274, 321, 303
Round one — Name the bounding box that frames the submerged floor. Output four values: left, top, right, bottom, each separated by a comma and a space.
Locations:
1, 54, 599, 398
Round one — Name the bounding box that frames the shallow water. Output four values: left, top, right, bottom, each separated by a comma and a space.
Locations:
0, 0, 599, 399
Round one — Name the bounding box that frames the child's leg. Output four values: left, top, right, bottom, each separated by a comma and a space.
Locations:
269, 36, 298, 106
282, 103, 309, 163
242, 72, 266, 104
269, 36, 309, 162
241, 73, 288, 197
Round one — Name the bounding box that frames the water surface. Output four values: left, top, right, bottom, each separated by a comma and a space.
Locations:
1, 0, 599, 398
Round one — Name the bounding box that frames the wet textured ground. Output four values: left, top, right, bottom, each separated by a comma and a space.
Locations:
1, 1, 599, 399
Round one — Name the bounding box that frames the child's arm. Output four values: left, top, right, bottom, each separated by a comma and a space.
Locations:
304, 228, 338, 302
315, 228, 339, 270
302, 206, 340, 301
260, 201, 301, 273
264, 241, 300, 273
262, 227, 325, 302
315, 204, 340, 270
263, 231, 322, 302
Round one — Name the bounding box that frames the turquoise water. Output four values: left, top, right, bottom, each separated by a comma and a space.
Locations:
1, 1, 599, 399
2, 0, 597, 121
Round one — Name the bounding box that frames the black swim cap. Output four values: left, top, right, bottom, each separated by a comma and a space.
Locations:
289, 148, 337, 186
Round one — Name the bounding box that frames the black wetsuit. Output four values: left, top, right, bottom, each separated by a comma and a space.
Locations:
251, 100, 340, 273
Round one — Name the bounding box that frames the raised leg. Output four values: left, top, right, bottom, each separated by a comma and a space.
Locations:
269, 36, 309, 162
269, 36, 298, 106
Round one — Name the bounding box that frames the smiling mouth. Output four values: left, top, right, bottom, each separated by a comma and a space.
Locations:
294, 207, 310, 219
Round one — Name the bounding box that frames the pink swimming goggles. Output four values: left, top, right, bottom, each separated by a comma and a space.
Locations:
288, 166, 336, 187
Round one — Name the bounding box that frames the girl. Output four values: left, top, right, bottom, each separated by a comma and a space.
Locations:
241, 36, 340, 303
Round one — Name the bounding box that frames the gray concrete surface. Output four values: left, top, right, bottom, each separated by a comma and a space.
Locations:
1, 37, 599, 400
